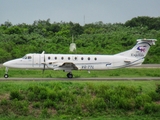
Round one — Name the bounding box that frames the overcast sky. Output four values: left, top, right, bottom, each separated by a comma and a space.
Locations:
0, 0, 160, 25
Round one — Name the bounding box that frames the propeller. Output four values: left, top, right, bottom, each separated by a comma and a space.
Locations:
42, 51, 45, 73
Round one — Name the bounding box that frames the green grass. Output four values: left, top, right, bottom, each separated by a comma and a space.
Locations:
0, 115, 159, 120
0, 80, 159, 93
0, 67, 160, 78
0, 67, 160, 119
0, 81, 160, 119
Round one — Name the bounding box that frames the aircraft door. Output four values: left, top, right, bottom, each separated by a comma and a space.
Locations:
33, 54, 40, 68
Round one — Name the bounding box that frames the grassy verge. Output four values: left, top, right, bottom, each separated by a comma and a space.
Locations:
0, 81, 160, 119
0, 67, 160, 78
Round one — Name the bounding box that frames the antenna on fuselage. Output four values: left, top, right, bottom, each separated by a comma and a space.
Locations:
69, 35, 76, 52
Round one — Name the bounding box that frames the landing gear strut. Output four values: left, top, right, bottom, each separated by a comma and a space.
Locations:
67, 72, 73, 78
4, 67, 9, 78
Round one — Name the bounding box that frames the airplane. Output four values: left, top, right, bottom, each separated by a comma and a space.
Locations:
3, 39, 157, 78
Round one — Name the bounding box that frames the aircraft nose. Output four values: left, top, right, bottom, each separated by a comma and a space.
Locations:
3, 62, 9, 67
3, 61, 13, 67
3, 58, 22, 68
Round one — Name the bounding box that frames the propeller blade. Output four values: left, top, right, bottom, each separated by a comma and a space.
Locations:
42, 52, 45, 73
43, 64, 45, 73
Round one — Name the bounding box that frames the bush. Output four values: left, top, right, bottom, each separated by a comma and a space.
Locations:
48, 91, 57, 101
27, 91, 36, 101
148, 91, 160, 101
144, 103, 160, 114
0, 99, 8, 105
118, 97, 135, 110
93, 97, 106, 112
135, 94, 152, 109
73, 104, 82, 115
11, 99, 29, 116
2, 81, 160, 118
10, 90, 23, 100
27, 86, 48, 101
43, 99, 56, 108
33, 102, 41, 109
156, 84, 160, 94
0, 99, 9, 115
38, 89, 48, 100
41, 108, 51, 118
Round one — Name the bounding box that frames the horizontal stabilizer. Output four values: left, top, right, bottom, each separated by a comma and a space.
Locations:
137, 39, 157, 45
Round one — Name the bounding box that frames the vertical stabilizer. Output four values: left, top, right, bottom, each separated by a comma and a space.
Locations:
116, 39, 157, 58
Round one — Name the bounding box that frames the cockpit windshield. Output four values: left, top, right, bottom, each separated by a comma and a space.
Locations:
22, 55, 32, 59
22, 55, 27, 59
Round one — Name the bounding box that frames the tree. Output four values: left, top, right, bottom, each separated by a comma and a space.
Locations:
125, 16, 160, 30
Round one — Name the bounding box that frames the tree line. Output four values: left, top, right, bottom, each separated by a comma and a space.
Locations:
0, 16, 160, 63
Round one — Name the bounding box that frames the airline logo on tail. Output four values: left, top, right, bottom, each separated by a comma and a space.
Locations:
131, 45, 147, 57
137, 46, 146, 52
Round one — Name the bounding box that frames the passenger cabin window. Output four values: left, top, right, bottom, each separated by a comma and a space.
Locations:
61, 57, 64, 60
88, 57, 90, 60
48, 56, 51, 60
81, 57, 84, 60
68, 57, 70, 60
55, 57, 57, 60
94, 57, 97, 60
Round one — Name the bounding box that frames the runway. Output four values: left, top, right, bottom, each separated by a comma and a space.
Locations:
0, 77, 160, 81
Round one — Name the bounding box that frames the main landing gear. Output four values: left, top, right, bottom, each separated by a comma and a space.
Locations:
4, 67, 9, 78
4, 74, 9, 78
67, 72, 73, 78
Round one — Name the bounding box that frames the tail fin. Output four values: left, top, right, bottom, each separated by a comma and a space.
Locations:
116, 39, 157, 58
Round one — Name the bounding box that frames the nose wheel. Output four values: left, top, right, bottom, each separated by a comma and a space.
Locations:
4, 67, 9, 78
67, 72, 73, 78
4, 74, 9, 78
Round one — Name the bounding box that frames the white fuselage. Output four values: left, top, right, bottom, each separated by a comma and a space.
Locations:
3, 53, 144, 71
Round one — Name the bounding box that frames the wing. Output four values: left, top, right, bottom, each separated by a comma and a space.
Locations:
59, 62, 78, 70
45, 61, 79, 70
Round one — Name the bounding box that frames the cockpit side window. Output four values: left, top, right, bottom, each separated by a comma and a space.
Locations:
28, 56, 32, 59
22, 55, 32, 59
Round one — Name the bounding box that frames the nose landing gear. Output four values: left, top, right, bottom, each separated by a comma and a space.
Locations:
4, 67, 9, 78
4, 74, 8, 78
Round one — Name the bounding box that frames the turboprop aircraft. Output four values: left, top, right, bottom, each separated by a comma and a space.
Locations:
3, 39, 157, 78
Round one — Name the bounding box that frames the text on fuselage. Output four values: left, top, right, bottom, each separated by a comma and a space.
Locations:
81, 65, 94, 69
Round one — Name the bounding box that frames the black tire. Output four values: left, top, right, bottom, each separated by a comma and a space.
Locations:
67, 73, 73, 78
4, 74, 8, 78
